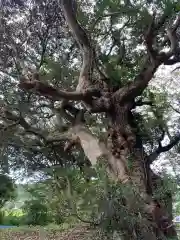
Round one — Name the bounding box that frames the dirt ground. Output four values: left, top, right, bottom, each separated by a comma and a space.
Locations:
0, 225, 96, 240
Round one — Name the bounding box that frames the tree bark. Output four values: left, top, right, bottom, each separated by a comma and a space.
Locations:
59, 105, 178, 239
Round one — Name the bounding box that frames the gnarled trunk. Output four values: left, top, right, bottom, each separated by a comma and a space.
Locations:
104, 104, 177, 239
59, 103, 177, 239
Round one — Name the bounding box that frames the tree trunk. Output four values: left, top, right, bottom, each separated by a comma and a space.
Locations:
104, 103, 177, 239
63, 103, 178, 239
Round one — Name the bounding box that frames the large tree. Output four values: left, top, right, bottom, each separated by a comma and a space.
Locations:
1, 0, 180, 239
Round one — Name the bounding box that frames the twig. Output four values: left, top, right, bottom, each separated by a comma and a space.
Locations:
170, 104, 180, 114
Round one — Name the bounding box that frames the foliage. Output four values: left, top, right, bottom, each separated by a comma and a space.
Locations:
22, 200, 49, 226
0, 174, 16, 208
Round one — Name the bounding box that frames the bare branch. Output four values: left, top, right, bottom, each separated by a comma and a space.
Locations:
166, 27, 178, 57
170, 104, 180, 114
37, 25, 51, 70
147, 134, 180, 164
162, 15, 180, 46
144, 12, 157, 64
38, 38, 48, 70
171, 65, 180, 72
61, 0, 90, 49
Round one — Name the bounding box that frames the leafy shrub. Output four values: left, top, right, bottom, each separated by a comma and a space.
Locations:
22, 200, 49, 226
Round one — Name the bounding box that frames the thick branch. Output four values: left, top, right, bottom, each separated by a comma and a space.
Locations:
19, 78, 111, 113
114, 15, 180, 103
162, 15, 180, 65
61, 0, 90, 50
18, 1, 109, 114
162, 15, 180, 46
61, 0, 93, 88
147, 134, 180, 164
166, 27, 178, 57
144, 12, 157, 64
113, 62, 159, 102
18, 79, 101, 101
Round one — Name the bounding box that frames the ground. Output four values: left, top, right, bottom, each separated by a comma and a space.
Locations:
0, 224, 98, 240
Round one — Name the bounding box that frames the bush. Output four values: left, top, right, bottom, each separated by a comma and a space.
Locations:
22, 200, 49, 226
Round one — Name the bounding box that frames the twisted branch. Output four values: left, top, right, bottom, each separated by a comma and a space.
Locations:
19, 78, 101, 101
114, 14, 180, 103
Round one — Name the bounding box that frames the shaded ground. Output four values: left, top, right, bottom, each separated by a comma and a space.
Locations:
0, 224, 99, 240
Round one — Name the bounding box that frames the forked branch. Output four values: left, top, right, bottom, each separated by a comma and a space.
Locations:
115, 14, 180, 103
19, 78, 101, 101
